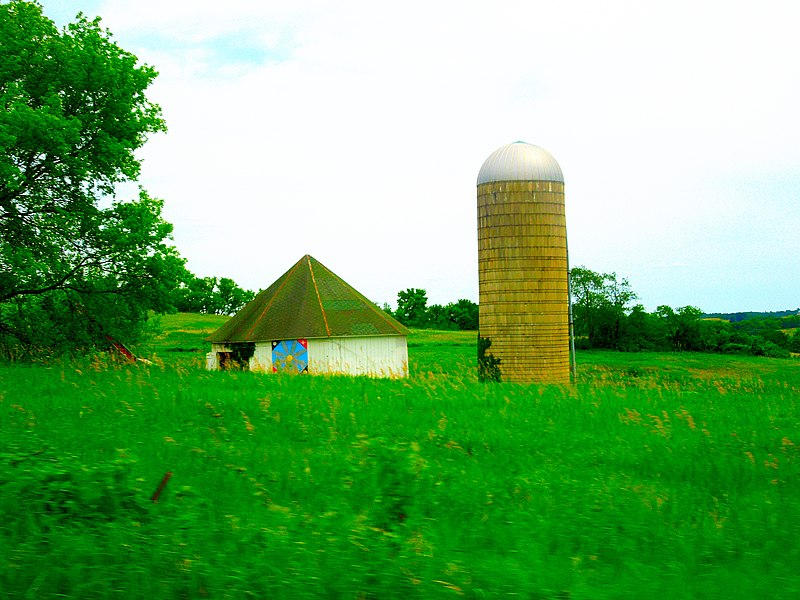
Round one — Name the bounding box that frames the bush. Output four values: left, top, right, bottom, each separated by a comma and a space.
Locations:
750, 338, 791, 359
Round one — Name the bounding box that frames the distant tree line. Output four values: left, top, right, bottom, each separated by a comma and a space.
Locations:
570, 266, 800, 358
385, 277, 800, 360
169, 272, 255, 316
703, 309, 800, 323
174, 272, 800, 358
387, 288, 479, 331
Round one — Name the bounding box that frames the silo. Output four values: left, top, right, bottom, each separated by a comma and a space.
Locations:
477, 141, 571, 384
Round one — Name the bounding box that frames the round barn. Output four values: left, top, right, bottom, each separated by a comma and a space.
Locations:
206, 255, 409, 377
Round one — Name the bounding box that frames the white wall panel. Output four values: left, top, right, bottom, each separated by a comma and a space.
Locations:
209, 338, 408, 378
309, 336, 408, 377
249, 343, 273, 372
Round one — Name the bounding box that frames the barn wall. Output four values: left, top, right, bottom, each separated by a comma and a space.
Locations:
206, 343, 230, 370
250, 344, 273, 372
209, 337, 409, 377
309, 336, 408, 377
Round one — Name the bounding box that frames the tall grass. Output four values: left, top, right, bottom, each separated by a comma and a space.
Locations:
1, 322, 799, 598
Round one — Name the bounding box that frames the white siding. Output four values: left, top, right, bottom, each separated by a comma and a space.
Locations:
249, 343, 273, 372
208, 337, 408, 378
308, 336, 408, 378
206, 343, 230, 370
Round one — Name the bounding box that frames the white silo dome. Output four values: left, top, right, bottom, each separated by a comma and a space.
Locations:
477, 141, 564, 185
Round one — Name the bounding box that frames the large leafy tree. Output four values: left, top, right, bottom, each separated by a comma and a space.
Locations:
570, 266, 637, 349
394, 288, 430, 328
0, 1, 182, 355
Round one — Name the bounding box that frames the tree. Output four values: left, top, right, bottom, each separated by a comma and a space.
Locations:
170, 274, 255, 315
788, 332, 800, 354
657, 305, 708, 351
623, 303, 667, 351
570, 266, 637, 349
216, 277, 255, 315
395, 288, 429, 328
390, 292, 477, 332
426, 303, 454, 330
171, 275, 218, 314
0, 2, 179, 354
447, 299, 479, 331
570, 267, 606, 346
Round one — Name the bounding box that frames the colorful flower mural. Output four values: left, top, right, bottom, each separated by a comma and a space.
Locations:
272, 339, 308, 373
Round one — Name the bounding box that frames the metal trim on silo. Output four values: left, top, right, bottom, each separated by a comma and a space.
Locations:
477, 142, 571, 384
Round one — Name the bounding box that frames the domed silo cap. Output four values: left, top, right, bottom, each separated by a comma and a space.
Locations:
477, 141, 564, 185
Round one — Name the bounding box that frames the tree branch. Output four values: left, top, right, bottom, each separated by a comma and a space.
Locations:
0, 257, 90, 302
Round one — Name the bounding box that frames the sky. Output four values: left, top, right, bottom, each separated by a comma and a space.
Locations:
41, 0, 800, 313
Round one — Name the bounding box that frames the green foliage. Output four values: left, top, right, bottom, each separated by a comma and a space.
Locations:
571, 266, 637, 349
393, 289, 478, 331
620, 303, 665, 351
704, 309, 800, 324
789, 331, 800, 353
657, 305, 706, 351
395, 288, 430, 328
0, 446, 148, 533
443, 298, 479, 331
0, 2, 181, 355
477, 335, 501, 382
572, 266, 795, 358
170, 274, 255, 315
1, 331, 799, 598
0, 284, 157, 359
137, 312, 229, 365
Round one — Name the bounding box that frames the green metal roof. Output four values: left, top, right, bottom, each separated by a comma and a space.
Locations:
206, 255, 409, 343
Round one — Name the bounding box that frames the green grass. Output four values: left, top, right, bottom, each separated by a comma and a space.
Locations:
1, 317, 799, 598
134, 312, 230, 366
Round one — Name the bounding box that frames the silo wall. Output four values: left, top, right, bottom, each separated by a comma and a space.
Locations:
477, 180, 570, 383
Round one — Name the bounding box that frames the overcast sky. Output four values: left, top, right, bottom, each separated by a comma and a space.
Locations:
42, 0, 799, 313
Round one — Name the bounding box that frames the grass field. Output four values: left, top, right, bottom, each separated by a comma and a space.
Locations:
1, 314, 799, 599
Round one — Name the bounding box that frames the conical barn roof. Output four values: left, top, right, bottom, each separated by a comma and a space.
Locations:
206, 255, 409, 343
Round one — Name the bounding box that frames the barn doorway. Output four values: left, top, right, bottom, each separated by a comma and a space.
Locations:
217, 351, 233, 370
218, 342, 256, 371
